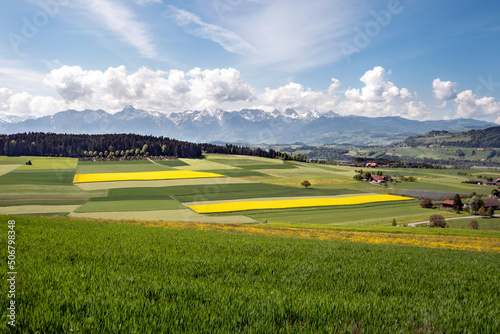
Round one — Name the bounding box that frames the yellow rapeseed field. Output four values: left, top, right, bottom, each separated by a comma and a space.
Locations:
189, 194, 413, 213
73, 170, 226, 183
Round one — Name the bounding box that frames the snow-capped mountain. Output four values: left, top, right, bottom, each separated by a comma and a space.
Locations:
0, 106, 496, 145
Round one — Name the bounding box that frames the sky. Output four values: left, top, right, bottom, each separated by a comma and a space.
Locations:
1, 0, 500, 122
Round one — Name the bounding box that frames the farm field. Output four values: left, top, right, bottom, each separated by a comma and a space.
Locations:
0, 154, 499, 228
1, 216, 498, 332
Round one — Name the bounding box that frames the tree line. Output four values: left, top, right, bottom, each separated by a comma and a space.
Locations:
0, 133, 302, 161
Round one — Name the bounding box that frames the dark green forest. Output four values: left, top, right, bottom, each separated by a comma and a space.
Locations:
0, 133, 301, 161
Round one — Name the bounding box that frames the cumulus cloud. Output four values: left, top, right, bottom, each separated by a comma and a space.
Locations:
187, 67, 255, 109
345, 66, 412, 103
432, 78, 457, 101
41, 65, 255, 112
455, 90, 500, 119
253, 79, 341, 112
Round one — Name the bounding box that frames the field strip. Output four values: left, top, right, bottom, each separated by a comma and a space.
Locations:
73, 170, 226, 183
96, 220, 500, 253
74, 178, 254, 191
189, 195, 414, 213
185, 193, 380, 206
0, 205, 81, 215
0, 198, 88, 202
0, 164, 21, 176
69, 209, 256, 224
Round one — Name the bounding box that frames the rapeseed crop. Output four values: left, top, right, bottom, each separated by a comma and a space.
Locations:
189, 194, 413, 213
73, 170, 225, 183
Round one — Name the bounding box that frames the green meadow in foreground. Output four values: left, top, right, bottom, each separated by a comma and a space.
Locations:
2, 216, 499, 333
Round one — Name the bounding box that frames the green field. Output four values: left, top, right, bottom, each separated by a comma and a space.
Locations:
74, 198, 185, 213
2, 216, 498, 333
445, 217, 500, 231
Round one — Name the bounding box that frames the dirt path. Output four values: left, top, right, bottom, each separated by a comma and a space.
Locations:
147, 158, 165, 166
408, 214, 500, 227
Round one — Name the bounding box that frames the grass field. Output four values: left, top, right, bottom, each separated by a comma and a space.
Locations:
2, 215, 498, 333
445, 217, 500, 230
74, 198, 185, 213
0, 169, 76, 185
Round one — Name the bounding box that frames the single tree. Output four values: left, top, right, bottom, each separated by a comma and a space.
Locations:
468, 195, 482, 215
420, 198, 433, 208
469, 220, 479, 230
491, 189, 499, 198
429, 214, 447, 228
391, 218, 397, 226
301, 180, 311, 189
477, 207, 486, 216
364, 172, 372, 180
486, 206, 495, 216
453, 194, 463, 213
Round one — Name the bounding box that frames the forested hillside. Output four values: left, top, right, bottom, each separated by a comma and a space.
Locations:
404, 126, 500, 148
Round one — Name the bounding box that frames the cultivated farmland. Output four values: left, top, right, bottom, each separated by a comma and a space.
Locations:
1, 154, 500, 331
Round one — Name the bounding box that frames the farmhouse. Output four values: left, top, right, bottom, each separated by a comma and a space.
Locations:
365, 163, 377, 168
370, 175, 391, 183
482, 198, 500, 210
441, 200, 455, 209
486, 178, 500, 186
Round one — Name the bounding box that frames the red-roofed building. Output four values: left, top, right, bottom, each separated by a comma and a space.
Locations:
369, 175, 391, 183
441, 200, 455, 209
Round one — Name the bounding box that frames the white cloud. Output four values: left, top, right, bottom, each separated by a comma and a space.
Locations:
132, 0, 161, 5
40, 65, 255, 113
227, 0, 372, 71
253, 80, 340, 113
167, 6, 256, 55
345, 66, 412, 103
74, 0, 157, 58
402, 101, 431, 120
455, 90, 500, 118
187, 67, 255, 109
432, 78, 457, 101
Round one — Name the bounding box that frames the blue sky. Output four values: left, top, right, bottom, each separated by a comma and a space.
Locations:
1, 0, 499, 122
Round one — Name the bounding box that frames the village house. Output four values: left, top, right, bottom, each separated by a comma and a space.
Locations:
486, 178, 500, 186
369, 175, 391, 183
482, 198, 500, 210
441, 200, 455, 209
365, 162, 377, 168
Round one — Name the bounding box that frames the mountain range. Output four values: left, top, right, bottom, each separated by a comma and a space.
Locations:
0, 106, 495, 146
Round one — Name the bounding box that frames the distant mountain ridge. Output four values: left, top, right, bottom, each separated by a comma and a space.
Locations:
0, 106, 495, 145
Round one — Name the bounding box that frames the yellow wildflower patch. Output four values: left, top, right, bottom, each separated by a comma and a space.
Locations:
73, 170, 226, 183
92, 218, 500, 253
189, 194, 413, 213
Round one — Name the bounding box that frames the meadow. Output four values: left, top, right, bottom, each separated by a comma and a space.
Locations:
1, 216, 499, 333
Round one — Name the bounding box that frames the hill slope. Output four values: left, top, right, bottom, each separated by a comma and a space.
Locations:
404, 126, 500, 148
